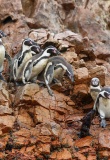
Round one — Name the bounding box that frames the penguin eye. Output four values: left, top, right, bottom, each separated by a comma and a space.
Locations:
18, 57, 22, 61
52, 49, 56, 53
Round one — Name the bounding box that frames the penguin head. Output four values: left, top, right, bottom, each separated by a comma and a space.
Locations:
45, 46, 60, 55
0, 30, 7, 38
91, 77, 100, 87
30, 45, 41, 55
99, 90, 110, 99
23, 38, 34, 47
66, 69, 74, 82
22, 38, 38, 52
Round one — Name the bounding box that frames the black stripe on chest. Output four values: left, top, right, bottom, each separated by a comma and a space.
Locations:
54, 65, 63, 70
18, 51, 29, 67
90, 88, 101, 92
33, 56, 48, 67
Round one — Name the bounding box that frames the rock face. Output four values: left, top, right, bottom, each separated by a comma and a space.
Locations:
0, 0, 110, 159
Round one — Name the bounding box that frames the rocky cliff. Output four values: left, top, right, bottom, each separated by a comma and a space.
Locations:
0, 0, 110, 159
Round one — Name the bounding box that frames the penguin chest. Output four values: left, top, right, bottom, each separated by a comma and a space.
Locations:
98, 98, 110, 118
17, 53, 32, 76
31, 59, 48, 78
0, 45, 5, 67
54, 68, 65, 80
90, 91, 99, 101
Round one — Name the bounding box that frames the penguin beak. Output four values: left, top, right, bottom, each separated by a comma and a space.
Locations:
37, 47, 40, 53
57, 50, 61, 55
53, 49, 60, 55
68, 74, 74, 82
70, 76, 74, 82
107, 94, 110, 99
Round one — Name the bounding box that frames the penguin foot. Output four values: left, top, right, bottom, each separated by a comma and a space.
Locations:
48, 89, 54, 96
15, 82, 26, 86
38, 81, 46, 87
100, 119, 106, 128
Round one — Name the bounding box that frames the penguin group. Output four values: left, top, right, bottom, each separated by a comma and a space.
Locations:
0, 30, 74, 96
80, 77, 110, 137
1, 30, 110, 137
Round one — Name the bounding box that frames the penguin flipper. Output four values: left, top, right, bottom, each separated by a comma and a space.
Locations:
5, 52, 12, 66
44, 62, 54, 96
13, 59, 18, 81
22, 60, 33, 84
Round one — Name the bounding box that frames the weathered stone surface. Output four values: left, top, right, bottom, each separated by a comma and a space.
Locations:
0, 0, 110, 159
75, 67, 89, 84
0, 135, 9, 150
99, 130, 110, 149
0, 0, 23, 22
50, 148, 72, 160
14, 84, 39, 106
0, 116, 15, 133
25, 0, 65, 33
74, 136, 93, 148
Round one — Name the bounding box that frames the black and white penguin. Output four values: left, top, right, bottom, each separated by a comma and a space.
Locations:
10, 38, 41, 82
80, 85, 110, 137
90, 77, 101, 101
21, 46, 60, 84
93, 87, 110, 128
0, 30, 12, 81
44, 56, 74, 96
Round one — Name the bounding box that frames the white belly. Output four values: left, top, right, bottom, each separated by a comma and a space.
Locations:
54, 68, 65, 80
98, 98, 110, 118
90, 91, 99, 101
30, 59, 48, 79
17, 53, 32, 78
0, 46, 5, 72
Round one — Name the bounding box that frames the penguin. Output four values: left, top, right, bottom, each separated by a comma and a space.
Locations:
21, 45, 60, 84
44, 56, 74, 96
10, 38, 41, 82
14, 45, 41, 82
90, 77, 101, 101
0, 30, 12, 81
93, 87, 110, 128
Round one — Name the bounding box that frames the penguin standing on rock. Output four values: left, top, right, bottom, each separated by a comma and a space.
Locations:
93, 87, 110, 128
80, 86, 110, 138
21, 46, 60, 84
0, 30, 12, 81
90, 77, 101, 101
44, 56, 74, 96
10, 38, 41, 82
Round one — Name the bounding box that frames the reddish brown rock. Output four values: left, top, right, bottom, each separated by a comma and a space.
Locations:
0, 152, 5, 159
50, 148, 72, 160
25, 0, 64, 32
37, 143, 50, 154
74, 152, 86, 160
0, 116, 15, 133
99, 130, 110, 149
17, 111, 35, 128
0, 0, 109, 159
34, 105, 50, 123
74, 136, 93, 148
0, 135, 9, 150
75, 67, 89, 84
14, 84, 39, 107
0, 0, 23, 22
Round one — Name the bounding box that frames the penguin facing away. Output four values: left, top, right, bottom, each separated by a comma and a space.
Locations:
93, 87, 110, 128
10, 38, 41, 82
44, 56, 74, 96
90, 77, 101, 101
21, 45, 60, 84
0, 30, 12, 81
